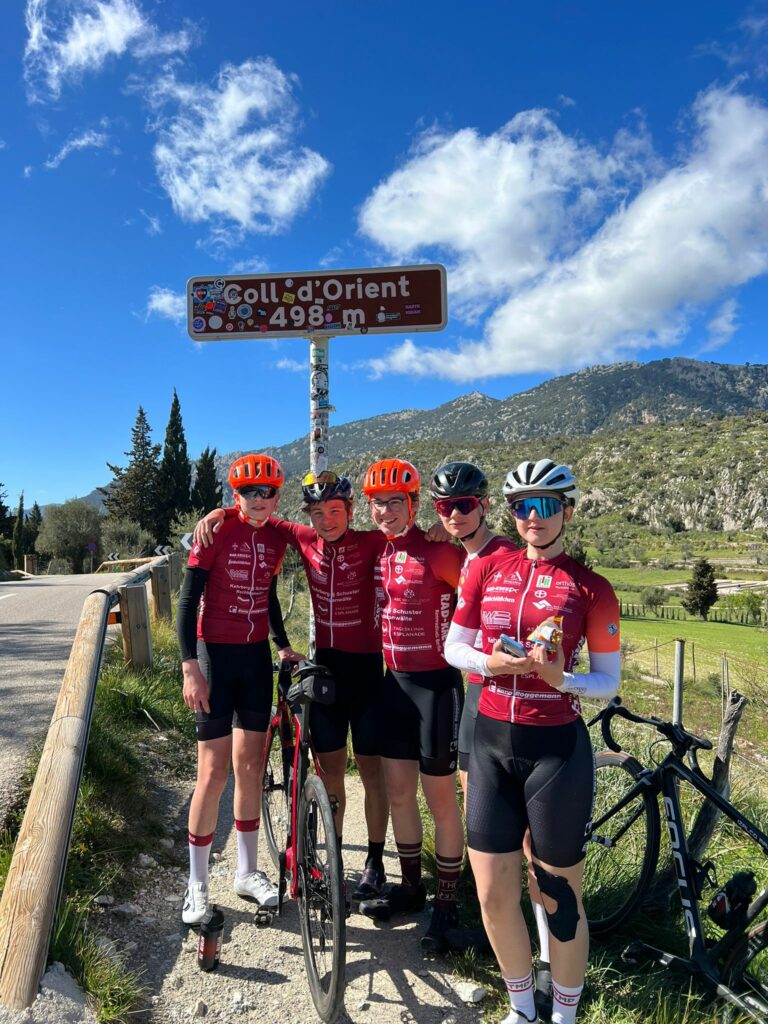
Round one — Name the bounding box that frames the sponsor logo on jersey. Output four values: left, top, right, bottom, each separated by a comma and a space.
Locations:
395, 551, 408, 563
556, 580, 577, 589
457, 597, 465, 609
510, 570, 523, 583
532, 598, 554, 611
482, 610, 512, 627
536, 574, 553, 588
607, 622, 618, 636
534, 589, 548, 598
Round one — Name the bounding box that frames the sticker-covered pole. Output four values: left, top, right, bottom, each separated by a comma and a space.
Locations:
309, 336, 332, 474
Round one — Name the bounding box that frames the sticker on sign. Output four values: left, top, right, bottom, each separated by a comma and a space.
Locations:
187, 264, 447, 341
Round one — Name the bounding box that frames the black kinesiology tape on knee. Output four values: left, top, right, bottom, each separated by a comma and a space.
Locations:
533, 864, 580, 943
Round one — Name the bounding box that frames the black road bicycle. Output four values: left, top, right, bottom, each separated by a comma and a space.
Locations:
261, 660, 346, 1023
583, 696, 768, 1023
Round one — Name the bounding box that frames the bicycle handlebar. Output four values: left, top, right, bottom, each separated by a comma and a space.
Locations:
587, 696, 713, 758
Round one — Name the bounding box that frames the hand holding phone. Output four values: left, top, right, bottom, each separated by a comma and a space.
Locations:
499, 634, 528, 658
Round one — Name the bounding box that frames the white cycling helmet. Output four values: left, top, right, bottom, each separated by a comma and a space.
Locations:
503, 459, 580, 508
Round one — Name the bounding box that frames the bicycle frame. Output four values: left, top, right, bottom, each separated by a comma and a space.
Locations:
269, 687, 326, 906
595, 741, 768, 1020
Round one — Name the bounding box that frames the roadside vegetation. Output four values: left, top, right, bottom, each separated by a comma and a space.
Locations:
0, 616, 195, 1023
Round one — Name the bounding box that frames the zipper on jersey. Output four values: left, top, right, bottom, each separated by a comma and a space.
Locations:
383, 541, 397, 670
511, 559, 538, 723
246, 532, 258, 643
328, 546, 335, 647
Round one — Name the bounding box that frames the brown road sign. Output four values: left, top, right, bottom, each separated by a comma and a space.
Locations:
187, 264, 447, 341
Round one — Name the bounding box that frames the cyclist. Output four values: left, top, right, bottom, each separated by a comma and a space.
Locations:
444, 460, 620, 1024
193, 471, 391, 901
358, 458, 465, 954
177, 454, 301, 926
431, 461, 552, 984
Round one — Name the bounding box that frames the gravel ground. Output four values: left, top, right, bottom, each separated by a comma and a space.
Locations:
129, 772, 486, 1023
1, 768, 487, 1024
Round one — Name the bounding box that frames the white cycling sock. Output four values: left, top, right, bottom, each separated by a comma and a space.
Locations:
235, 818, 260, 878
532, 900, 550, 962
503, 970, 536, 1022
551, 980, 583, 1024
188, 831, 214, 886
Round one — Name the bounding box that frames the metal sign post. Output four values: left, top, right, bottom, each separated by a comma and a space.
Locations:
309, 335, 332, 475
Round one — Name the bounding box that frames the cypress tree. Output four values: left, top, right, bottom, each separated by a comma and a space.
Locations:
0, 483, 12, 540
101, 406, 162, 538
681, 558, 718, 621
157, 390, 192, 542
191, 447, 223, 512
12, 493, 24, 569
25, 502, 43, 552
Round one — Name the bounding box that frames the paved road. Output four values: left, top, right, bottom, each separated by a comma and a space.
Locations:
0, 572, 133, 824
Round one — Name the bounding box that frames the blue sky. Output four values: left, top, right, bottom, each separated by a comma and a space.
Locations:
3, 0, 768, 508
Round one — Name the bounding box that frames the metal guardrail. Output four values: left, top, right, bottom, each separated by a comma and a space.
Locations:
0, 555, 178, 1009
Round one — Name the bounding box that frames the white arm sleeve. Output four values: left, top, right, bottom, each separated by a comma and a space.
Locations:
444, 621, 491, 677
559, 650, 620, 700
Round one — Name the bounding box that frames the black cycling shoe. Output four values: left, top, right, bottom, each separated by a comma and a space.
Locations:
351, 863, 386, 902
534, 962, 553, 1023
359, 882, 427, 922
420, 904, 459, 954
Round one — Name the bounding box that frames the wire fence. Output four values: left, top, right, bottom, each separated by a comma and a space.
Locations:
619, 634, 768, 778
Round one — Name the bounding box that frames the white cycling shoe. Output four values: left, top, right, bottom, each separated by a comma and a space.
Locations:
233, 870, 279, 908
181, 881, 209, 926
500, 1012, 538, 1024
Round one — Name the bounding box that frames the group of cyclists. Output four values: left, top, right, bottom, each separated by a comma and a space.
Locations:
177, 450, 621, 1024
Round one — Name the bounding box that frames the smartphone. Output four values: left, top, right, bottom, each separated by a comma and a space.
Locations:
499, 634, 527, 658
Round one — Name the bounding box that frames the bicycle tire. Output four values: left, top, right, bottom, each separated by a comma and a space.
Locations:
261, 721, 292, 872
297, 773, 346, 1023
583, 750, 660, 937
721, 920, 768, 1019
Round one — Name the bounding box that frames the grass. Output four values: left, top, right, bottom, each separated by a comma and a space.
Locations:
0, 610, 195, 1023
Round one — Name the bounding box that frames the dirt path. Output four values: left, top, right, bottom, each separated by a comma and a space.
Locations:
98, 772, 486, 1024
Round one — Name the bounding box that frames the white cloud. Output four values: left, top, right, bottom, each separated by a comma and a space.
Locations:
145, 59, 330, 239
362, 87, 768, 382
44, 128, 108, 168
146, 286, 185, 323
702, 298, 739, 352
275, 358, 308, 372
24, 0, 191, 101
23, 166, 33, 178
139, 208, 161, 235
229, 257, 270, 274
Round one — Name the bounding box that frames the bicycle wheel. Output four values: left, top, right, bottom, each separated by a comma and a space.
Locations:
722, 920, 768, 1019
297, 773, 346, 1023
582, 751, 660, 936
261, 721, 292, 872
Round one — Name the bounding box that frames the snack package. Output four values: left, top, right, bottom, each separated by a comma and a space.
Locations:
527, 615, 563, 653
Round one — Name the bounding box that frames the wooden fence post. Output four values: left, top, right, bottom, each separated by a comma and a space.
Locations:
23, 554, 38, 574
150, 564, 171, 620
168, 552, 182, 593
118, 584, 152, 669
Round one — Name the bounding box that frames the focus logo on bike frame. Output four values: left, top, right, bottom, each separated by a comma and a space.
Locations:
663, 795, 697, 938
187, 265, 447, 341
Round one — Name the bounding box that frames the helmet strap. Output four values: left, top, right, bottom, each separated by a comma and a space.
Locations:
530, 523, 564, 551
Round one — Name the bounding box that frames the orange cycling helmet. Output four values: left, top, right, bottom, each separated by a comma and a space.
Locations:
228, 454, 284, 490
362, 458, 420, 497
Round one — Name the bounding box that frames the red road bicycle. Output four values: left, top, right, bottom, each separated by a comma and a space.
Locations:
261, 660, 346, 1023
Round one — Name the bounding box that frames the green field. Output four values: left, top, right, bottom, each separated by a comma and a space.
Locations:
620, 614, 768, 664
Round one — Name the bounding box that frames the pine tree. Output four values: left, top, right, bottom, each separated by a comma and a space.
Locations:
157, 390, 192, 542
0, 483, 12, 540
12, 493, 24, 569
191, 447, 223, 512
101, 406, 162, 539
681, 558, 718, 621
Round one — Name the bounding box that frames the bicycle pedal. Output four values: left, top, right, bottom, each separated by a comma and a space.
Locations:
254, 909, 273, 927
622, 941, 647, 965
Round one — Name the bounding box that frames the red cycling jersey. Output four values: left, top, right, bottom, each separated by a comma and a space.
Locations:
458, 535, 512, 686
452, 547, 620, 725
187, 514, 287, 645
270, 518, 386, 654
376, 527, 462, 672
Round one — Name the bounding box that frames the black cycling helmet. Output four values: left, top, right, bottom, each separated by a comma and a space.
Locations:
430, 461, 489, 500
301, 470, 354, 504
